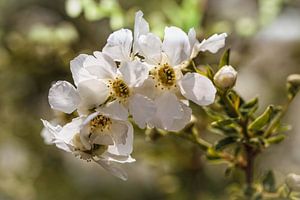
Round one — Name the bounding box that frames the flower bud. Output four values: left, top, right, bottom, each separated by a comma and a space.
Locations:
286, 173, 300, 191
287, 74, 300, 87
213, 65, 237, 90
287, 74, 300, 100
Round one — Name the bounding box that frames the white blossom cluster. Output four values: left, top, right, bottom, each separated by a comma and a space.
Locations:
41, 11, 227, 180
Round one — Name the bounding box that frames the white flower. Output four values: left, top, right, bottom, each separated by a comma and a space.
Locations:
130, 12, 224, 131
213, 65, 237, 89
82, 51, 156, 129
41, 102, 134, 180
286, 173, 300, 191
48, 54, 110, 115
102, 10, 150, 62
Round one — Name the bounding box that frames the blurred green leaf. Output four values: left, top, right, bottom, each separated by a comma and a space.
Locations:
66, 0, 82, 18
215, 136, 238, 151
262, 170, 276, 192
265, 134, 285, 145
259, 0, 284, 26
211, 118, 236, 127
240, 97, 258, 116
248, 105, 274, 132
219, 49, 230, 68
206, 148, 222, 160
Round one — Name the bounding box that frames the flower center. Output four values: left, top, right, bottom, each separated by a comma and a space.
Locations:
72, 133, 108, 159
111, 79, 130, 99
157, 64, 176, 87
89, 115, 112, 132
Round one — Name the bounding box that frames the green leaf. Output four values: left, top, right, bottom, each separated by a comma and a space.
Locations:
211, 118, 236, 127
240, 97, 259, 116
206, 148, 222, 160
263, 106, 283, 137
224, 166, 233, 177
203, 107, 224, 121
219, 49, 230, 68
248, 105, 274, 131
215, 136, 238, 151
194, 64, 214, 80
265, 134, 285, 145
228, 91, 242, 111
262, 170, 276, 192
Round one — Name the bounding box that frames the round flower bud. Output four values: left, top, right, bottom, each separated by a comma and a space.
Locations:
213, 65, 237, 90
287, 74, 300, 87
286, 173, 300, 191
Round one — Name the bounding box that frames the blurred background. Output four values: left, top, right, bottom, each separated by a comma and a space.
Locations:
0, 0, 300, 199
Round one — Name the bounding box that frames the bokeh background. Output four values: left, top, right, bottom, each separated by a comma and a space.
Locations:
0, 0, 300, 199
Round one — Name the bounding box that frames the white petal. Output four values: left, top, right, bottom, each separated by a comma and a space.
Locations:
133, 11, 149, 54
42, 119, 71, 151
83, 52, 117, 79
168, 103, 192, 132
188, 28, 200, 59
119, 60, 149, 87
102, 153, 135, 163
92, 133, 114, 146
48, 81, 80, 114
98, 100, 128, 121
108, 121, 133, 156
133, 10, 149, 54
198, 33, 227, 53
93, 159, 128, 181
70, 54, 96, 86
129, 94, 156, 129
137, 33, 162, 64
178, 72, 216, 106
56, 117, 84, 152
102, 29, 133, 62
77, 79, 109, 109
133, 78, 157, 99
162, 26, 190, 66
41, 119, 62, 144
153, 91, 183, 130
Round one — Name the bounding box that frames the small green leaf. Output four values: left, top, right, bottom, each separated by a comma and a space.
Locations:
215, 136, 238, 151
274, 123, 292, 133
262, 170, 276, 192
205, 65, 214, 80
240, 97, 259, 116
219, 49, 230, 68
194, 64, 214, 80
206, 148, 222, 160
211, 118, 236, 127
224, 166, 233, 177
248, 105, 274, 131
265, 134, 286, 145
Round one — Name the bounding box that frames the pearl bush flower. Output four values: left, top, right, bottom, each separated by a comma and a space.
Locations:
42, 10, 228, 180
42, 101, 134, 180
129, 12, 227, 131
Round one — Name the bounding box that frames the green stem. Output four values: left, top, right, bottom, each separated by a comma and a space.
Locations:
171, 131, 212, 151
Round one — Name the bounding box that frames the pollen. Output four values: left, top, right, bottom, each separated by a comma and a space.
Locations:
111, 79, 130, 99
157, 64, 176, 87
90, 114, 112, 132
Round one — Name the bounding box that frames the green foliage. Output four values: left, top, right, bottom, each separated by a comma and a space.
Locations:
215, 136, 239, 151
248, 105, 276, 132
262, 170, 276, 192
219, 48, 231, 68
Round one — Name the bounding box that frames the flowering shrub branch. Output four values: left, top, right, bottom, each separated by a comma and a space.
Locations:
41, 10, 300, 199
